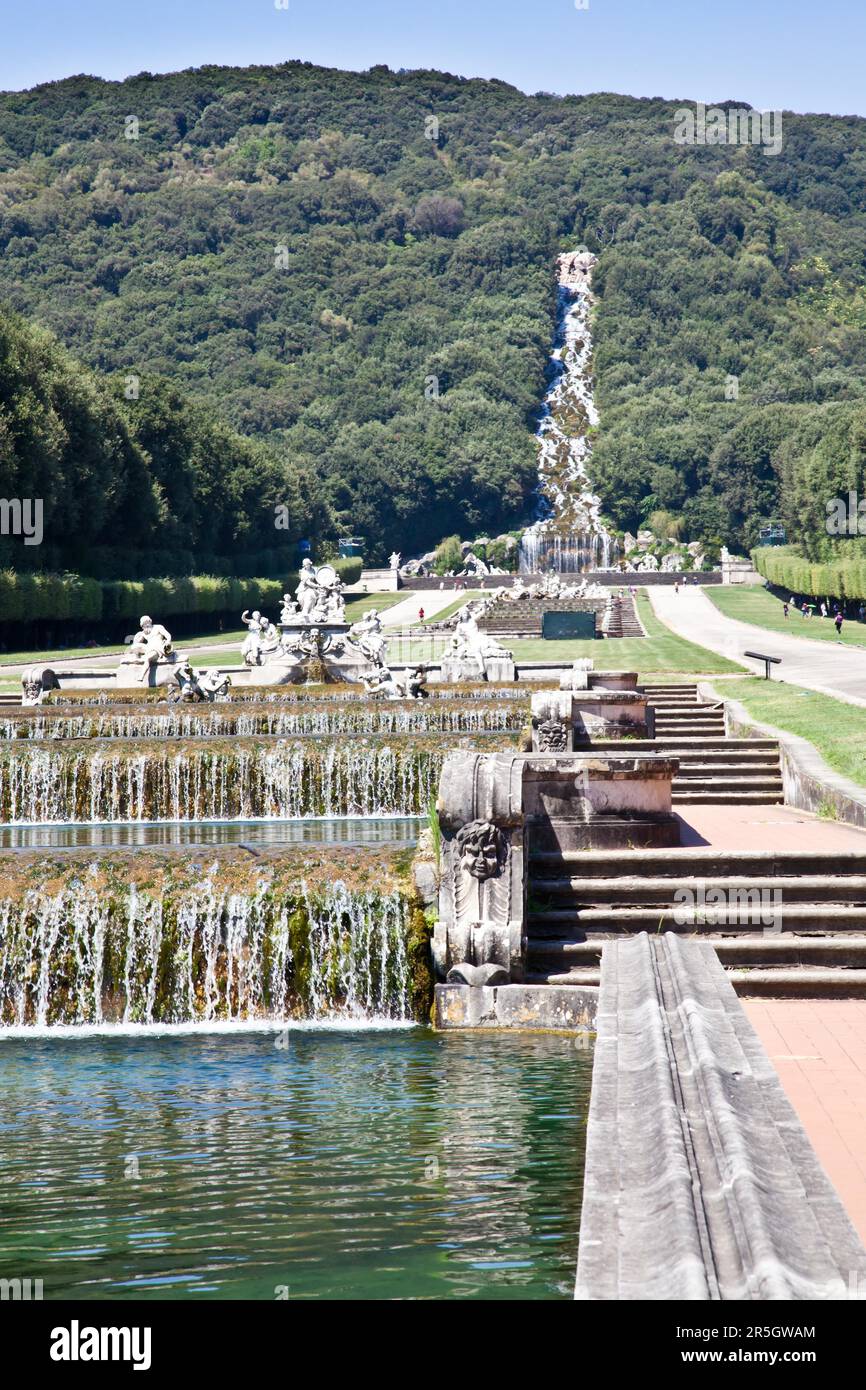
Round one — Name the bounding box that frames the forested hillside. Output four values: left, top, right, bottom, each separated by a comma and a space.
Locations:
2, 61, 866, 567
0, 306, 325, 576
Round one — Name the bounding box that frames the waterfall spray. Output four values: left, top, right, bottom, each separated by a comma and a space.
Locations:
520, 250, 618, 574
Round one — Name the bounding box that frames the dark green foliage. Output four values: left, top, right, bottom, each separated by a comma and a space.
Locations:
2, 64, 866, 564
0, 307, 326, 575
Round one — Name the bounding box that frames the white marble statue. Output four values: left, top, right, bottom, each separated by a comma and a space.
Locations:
295, 559, 320, 618
240, 610, 267, 666
197, 667, 232, 701
363, 664, 406, 699
291, 561, 347, 625
347, 608, 387, 666
121, 615, 173, 684
279, 592, 298, 622
389, 551, 402, 571
446, 605, 513, 679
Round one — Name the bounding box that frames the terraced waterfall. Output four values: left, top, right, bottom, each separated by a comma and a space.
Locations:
520, 250, 618, 573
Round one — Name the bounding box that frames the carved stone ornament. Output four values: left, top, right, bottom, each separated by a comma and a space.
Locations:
455, 819, 508, 881
535, 717, 568, 752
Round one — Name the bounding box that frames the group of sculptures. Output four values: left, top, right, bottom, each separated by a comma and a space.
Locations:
116, 617, 231, 702
112, 562, 433, 698
493, 574, 608, 605
23, 556, 523, 706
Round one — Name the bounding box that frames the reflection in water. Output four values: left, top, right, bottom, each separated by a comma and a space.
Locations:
0, 1030, 592, 1300
0, 815, 422, 851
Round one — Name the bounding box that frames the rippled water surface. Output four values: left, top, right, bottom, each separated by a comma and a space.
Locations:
0, 814, 422, 851
0, 1028, 591, 1300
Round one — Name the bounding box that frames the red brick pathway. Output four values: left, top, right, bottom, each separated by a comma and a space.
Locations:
677, 802, 866, 852
744, 999, 866, 1243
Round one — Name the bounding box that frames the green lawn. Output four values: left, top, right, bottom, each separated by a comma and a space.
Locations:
415, 592, 489, 626
0, 592, 404, 668
719, 677, 866, 790
381, 591, 741, 675
707, 584, 866, 649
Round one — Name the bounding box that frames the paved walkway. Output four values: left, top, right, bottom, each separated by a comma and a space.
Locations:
745, 999, 866, 1245
677, 802, 866, 852
378, 590, 463, 628
650, 585, 866, 706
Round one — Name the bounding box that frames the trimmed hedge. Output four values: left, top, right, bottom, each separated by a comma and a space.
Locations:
0, 571, 102, 624
0, 571, 284, 626
753, 547, 866, 602
0, 561, 361, 627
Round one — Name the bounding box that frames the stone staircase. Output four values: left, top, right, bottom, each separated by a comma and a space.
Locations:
603, 594, 644, 638
589, 736, 784, 805
524, 847, 866, 997
642, 681, 726, 737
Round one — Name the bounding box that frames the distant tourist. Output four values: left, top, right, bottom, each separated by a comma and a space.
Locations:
418, 606, 425, 623
859, 604, 866, 624
820, 602, 827, 619
802, 601, 810, 618
835, 611, 844, 640
783, 602, 789, 619
674, 580, 680, 595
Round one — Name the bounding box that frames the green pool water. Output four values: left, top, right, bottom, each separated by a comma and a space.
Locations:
0, 1027, 592, 1300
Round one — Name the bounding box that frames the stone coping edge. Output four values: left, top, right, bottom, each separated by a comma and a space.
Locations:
575, 934, 866, 1300
433, 983, 597, 1032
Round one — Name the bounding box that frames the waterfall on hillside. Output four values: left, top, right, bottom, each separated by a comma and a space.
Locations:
0, 881, 413, 1025
519, 250, 618, 574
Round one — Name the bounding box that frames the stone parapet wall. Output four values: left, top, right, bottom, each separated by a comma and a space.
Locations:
576, 934, 866, 1299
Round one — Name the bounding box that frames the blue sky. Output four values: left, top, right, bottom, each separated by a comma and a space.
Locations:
1, 0, 863, 117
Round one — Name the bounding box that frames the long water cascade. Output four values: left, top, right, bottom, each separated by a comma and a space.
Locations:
1, 702, 526, 741
519, 250, 619, 574
0, 735, 482, 823
0, 872, 414, 1025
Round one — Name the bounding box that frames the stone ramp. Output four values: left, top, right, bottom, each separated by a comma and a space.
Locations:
575, 934, 866, 1299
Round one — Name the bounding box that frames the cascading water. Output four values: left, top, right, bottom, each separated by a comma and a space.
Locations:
1, 703, 527, 741
519, 250, 619, 574
0, 735, 484, 823
0, 874, 415, 1025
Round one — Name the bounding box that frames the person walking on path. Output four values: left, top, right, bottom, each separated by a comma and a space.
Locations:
674, 580, 680, 595
418, 606, 425, 624
783, 601, 789, 620
835, 611, 844, 641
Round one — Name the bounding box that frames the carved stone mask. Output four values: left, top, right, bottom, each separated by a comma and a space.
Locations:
456, 819, 507, 880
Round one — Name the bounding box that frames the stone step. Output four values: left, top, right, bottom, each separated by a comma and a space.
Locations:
654, 722, 727, 730
671, 790, 783, 804
529, 873, 866, 904
653, 701, 723, 710
656, 725, 728, 734
641, 684, 699, 693
670, 767, 783, 778
587, 738, 779, 752
729, 968, 866, 998
529, 847, 866, 877
527, 934, 866, 970
672, 777, 783, 794
525, 964, 866, 998
527, 903, 866, 933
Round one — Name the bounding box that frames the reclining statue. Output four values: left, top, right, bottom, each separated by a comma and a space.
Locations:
120, 615, 174, 684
